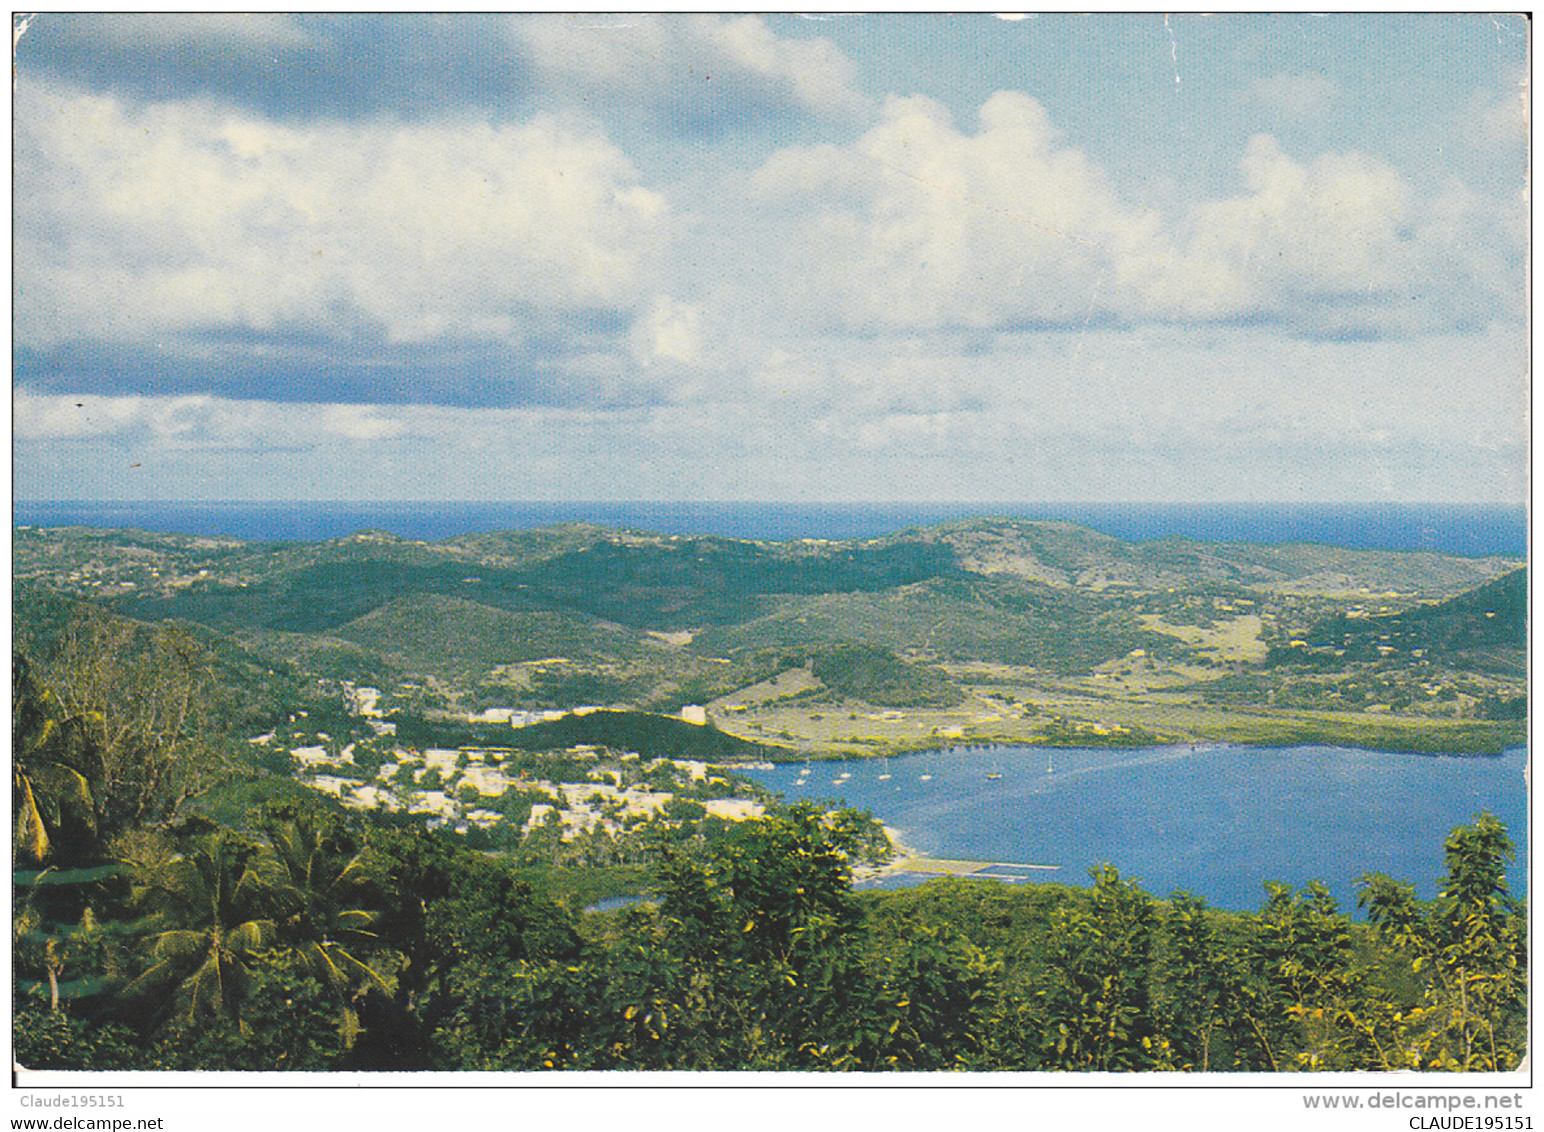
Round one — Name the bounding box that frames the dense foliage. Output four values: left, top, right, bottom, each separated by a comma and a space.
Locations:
393, 709, 769, 761
809, 644, 965, 708
14, 643, 1525, 1071
11, 591, 1527, 1074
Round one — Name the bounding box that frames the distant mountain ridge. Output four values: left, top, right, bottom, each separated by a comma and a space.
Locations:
15, 515, 1522, 657
915, 518, 1521, 594
13, 517, 1526, 753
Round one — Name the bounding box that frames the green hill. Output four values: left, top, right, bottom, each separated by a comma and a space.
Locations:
393, 708, 770, 761
14, 518, 1526, 755
689, 573, 1177, 672
810, 643, 964, 708
332, 592, 648, 677
929, 518, 1520, 596
13, 582, 304, 737
1287, 567, 1526, 676
497, 535, 956, 629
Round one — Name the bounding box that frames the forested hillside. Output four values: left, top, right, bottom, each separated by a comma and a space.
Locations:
12, 519, 1528, 1072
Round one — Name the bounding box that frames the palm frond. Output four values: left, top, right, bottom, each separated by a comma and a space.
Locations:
333, 909, 379, 931
120, 957, 185, 1002
15, 776, 50, 864
330, 945, 393, 992
227, 919, 277, 955
148, 928, 211, 961
185, 955, 225, 1022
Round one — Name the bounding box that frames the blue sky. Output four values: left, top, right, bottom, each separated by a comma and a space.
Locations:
12, 13, 1529, 503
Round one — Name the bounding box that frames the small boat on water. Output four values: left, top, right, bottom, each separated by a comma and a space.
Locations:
985, 771, 1003, 781
919, 774, 934, 782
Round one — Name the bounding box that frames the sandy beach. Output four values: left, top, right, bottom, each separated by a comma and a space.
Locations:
849, 824, 1063, 885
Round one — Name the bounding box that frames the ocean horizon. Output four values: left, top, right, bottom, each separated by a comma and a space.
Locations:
10, 500, 1529, 557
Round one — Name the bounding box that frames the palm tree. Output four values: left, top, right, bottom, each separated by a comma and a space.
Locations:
13, 656, 105, 867
259, 806, 396, 1046
119, 829, 281, 1035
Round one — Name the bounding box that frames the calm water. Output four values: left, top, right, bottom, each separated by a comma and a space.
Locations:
11, 500, 1528, 556
741, 745, 1528, 914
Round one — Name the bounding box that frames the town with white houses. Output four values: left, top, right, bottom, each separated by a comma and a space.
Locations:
250, 682, 767, 844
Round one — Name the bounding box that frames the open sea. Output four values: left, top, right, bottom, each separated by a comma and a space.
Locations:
9, 500, 1529, 555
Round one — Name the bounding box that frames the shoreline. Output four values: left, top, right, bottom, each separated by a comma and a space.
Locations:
850, 825, 1065, 886
733, 732, 1525, 772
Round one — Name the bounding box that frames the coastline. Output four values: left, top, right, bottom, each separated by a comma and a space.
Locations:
724, 715, 1527, 763
781, 745, 1526, 912
850, 825, 1065, 886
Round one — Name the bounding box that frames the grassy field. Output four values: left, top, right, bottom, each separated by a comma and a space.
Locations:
707, 662, 1524, 758
1138, 612, 1269, 663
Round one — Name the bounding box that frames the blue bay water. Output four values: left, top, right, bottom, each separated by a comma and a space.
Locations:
11, 500, 1528, 556
740, 745, 1528, 914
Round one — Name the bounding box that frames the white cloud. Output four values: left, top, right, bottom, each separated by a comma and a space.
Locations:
747, 92, 1173, 332
630, 295, 705, 369
513, 14, 871, 126
13, 389, 150, 440
320, 406, 405, 442
13, 314, 1527, 504
742, 94, 1507, 339
1179, 136, 1418, 322
1478, 88, 1528, 152
14, 81, 672, 351
38, 12, 311, 53
712, 15, 869, 119
16, 320, 1527, 504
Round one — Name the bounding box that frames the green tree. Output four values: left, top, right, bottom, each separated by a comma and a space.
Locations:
13, 655, 105, 867
258, 805, 398, 1048
27, 611, 231, 842
139, 951, 349, 1071
1156, 891, 1240, 1071
449, 808, 876, 1071
1037, 866, 1167, 1071
13, 1002, 142, 1071
1240, 881, 1379, 1070
825, 916, 1003, 1071
13, 891, 129, 1018
715, 805, 857, 964
1359, 813, 1525, 1070
117, 828, 282, 1036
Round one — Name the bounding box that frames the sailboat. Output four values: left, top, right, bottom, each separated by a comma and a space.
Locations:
877, 756, 892, 782
1047, 751, 1054, 774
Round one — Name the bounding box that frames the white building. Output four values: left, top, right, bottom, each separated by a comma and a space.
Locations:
345, 685, 383, 717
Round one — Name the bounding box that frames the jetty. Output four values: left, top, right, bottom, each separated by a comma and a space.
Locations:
894, 854, 1061, 880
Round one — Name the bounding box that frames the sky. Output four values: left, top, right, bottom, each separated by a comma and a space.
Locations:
11, 13, 1530, 504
